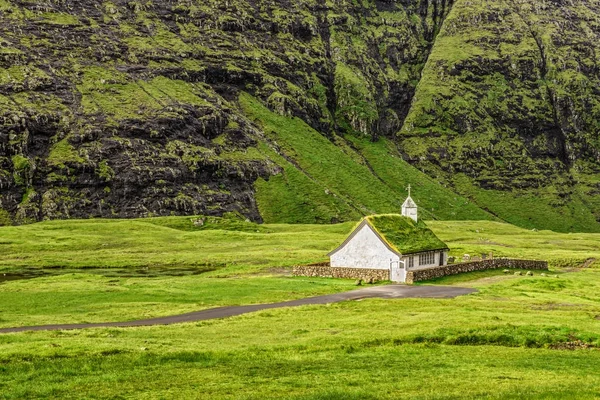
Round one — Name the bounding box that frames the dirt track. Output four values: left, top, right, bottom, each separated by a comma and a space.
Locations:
0, 285, 476, 334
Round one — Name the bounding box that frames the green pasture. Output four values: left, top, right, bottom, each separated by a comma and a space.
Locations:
0, 216, 353, 271
1, 216, 600, 398
2, 268, 600, 399
0, 215, 598, 328
0, 216, 598, 272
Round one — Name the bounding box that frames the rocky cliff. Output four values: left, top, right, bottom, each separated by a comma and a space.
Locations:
0, 0, 598, 232
400, 0, 600, 231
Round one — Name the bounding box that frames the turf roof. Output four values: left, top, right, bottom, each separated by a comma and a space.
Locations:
365, 214, 448, 255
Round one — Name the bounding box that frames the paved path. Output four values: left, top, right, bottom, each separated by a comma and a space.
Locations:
0, 285, 476, 334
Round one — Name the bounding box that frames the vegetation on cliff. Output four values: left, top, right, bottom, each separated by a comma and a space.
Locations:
0, 0, 599, 231
400, 0, 600, 231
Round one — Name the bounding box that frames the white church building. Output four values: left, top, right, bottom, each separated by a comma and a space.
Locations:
328, 191, 449, 283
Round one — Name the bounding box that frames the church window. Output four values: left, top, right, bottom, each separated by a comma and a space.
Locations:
419, 252, 435, 266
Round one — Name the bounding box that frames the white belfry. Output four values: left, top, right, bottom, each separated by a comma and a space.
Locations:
402, 184, 418, 222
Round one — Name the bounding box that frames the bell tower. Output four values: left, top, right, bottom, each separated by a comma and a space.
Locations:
402, 184, 418, 222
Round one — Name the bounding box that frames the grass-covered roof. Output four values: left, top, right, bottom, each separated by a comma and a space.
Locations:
365, 214, 448, 255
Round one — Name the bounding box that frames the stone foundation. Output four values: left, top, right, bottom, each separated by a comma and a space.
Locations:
406, 259, 548, 284
293, 264, 389, 282
293, 259, 548, 284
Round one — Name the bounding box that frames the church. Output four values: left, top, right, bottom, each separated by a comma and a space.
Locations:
328, 189, 449, 283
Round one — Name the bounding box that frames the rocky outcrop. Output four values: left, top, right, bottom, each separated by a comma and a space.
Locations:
0, 0, 451, 223
1, 0, 599, 231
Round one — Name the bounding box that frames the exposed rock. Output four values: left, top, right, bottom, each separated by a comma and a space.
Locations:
0, 0, 450, 223
0, 1, 599, 230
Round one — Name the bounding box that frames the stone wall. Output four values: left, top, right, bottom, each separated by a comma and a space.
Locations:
406, 259, 548, 284
293, 264, 389, 282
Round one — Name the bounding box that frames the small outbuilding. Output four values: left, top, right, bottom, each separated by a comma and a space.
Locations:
328, 196, 449, 283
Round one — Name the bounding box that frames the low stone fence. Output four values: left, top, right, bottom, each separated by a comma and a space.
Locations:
406, 259, 548, 284
293, 264, 389, 282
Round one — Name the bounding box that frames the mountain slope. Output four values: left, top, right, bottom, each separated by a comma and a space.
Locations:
0, 0, 453, 223
0, 0, 599, 232
241, 92, 493, 223
399, 0, 600, 231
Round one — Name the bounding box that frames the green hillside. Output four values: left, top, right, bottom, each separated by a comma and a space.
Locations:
241, 93, 493, 223
0, 0, 599, 231
399, 0, 600, 232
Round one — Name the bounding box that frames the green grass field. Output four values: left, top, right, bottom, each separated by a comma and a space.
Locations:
1, 217, 600, 398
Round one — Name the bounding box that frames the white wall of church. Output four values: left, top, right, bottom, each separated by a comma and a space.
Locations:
330, 224, 399, 271
402, 207, 418, 222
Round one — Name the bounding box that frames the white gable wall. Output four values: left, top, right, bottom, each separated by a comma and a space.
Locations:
330, 224, 399, 271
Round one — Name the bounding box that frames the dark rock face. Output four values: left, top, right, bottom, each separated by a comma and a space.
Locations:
399, 0, 600, 229
0, 0, 599, 231
0, 0, 450, 223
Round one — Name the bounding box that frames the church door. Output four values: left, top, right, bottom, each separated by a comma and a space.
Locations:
390, 260, 406, 283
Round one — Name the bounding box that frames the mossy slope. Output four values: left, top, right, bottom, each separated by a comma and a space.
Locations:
0, 0, 598, 232
399, 0, 600, 232
0, 0, 453, 224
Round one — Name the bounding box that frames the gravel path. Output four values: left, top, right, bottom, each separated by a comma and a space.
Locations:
0, 285, 476, 333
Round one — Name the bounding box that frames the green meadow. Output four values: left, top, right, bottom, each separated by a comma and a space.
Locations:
1, 216, 600, 398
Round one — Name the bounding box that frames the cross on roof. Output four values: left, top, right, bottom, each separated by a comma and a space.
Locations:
406, 184, 411, 197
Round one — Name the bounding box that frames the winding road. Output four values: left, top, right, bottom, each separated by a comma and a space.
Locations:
0, 285, 476, 334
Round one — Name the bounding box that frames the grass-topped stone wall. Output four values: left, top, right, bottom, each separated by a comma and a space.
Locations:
406, 259, 549, 284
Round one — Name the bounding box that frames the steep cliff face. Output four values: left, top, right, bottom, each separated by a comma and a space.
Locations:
400, 0, 600, 231
1, 0, 599, 231
0, 0, 451, 223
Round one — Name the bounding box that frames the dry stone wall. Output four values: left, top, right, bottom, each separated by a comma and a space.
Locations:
406, 259, 548, 284
293, 259, 547, 284
293, 265, 389, 282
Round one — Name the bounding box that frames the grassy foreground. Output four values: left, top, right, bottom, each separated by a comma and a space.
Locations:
1, 217, 600, 398
2, 268, 600, 399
